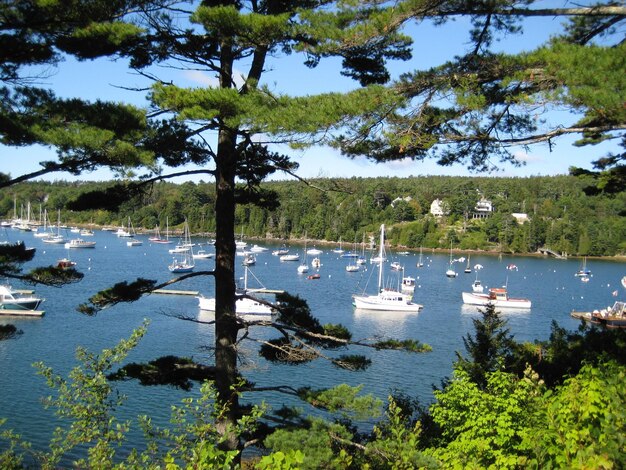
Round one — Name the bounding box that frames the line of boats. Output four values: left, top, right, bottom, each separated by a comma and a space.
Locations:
4, 220, 622, 323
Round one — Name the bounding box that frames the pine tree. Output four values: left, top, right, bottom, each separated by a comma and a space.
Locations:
455, 303, 516, 388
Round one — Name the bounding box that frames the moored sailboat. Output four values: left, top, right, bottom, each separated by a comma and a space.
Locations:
352, 224, 422, 312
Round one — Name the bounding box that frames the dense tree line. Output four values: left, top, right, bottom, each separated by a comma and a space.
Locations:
2, 174, 624, 256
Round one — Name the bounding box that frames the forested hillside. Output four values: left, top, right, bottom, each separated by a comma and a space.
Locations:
2, 174, 625, 256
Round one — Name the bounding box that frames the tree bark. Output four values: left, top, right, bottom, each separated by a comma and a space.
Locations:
214, 39, 241, 455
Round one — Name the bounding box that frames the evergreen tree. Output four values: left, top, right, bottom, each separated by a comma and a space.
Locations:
455, 303, 517, 388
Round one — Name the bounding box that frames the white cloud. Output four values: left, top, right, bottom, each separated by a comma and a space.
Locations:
181, 70, 219, 87
180, 70, 246, 89
513, 150, 542, 164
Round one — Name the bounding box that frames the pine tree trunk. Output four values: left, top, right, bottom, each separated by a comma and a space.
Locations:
213, 41, 241, 455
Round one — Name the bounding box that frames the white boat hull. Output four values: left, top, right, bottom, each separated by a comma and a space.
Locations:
462, 292, 531, 309
352, 292, 422, 312
197, 296, 273, 317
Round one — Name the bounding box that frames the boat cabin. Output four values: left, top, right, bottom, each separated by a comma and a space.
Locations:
488, 288, 509, 301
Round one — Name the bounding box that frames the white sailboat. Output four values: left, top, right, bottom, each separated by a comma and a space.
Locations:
126, 217, 142, 246
168, 221, 195, 273
151, 217, 173, 244
416, 246, 424, 267
445, 243, 458, 278
352, 224, 422, 312
298, 238, 309, 273
197, 266, 275, 317
42, 209, 66, 244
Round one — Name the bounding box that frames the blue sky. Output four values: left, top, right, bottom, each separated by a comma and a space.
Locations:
1, 2, 617, 183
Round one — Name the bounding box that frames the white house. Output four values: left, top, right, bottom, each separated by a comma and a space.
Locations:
430, 199, 448, 217
472, 197, 493, 218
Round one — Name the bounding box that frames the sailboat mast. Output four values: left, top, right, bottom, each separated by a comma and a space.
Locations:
378, 224, 384, 292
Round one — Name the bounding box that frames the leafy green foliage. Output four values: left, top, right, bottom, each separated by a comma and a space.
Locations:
32, 321, 149, 469
361, 398, 438, 469
257, 450, 305, 470
427, 367, 545, 469
298, 384, 382, 421
529, 361, 626, 469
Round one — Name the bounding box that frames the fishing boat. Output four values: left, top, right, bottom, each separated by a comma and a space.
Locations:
197, 266, 276, 317
0, 285, 45, 316
57, 258, 77, 269
462, 286, 531, 309
471, 279, 484, 293
65, 238, 96, 249
401, 272, 416, 293
352, 224, 422, 312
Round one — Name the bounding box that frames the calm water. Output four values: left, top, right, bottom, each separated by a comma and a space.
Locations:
1, 229, 624, 459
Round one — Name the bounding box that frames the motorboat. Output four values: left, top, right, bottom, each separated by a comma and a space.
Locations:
127, 239, 142, 247
272, 245, 289, 256
193, 249, 214, 260
471, 279, 484, 293
249, 244, 268, 253
65, 238, 96, 249
462, 287, 531, 309
390, 261, 402, 271
590, 301, 626, 328
352, 224, 422, 313
311, 257, 321, 268
306, 247, 323, 256
57, 258, 77, 269
401, 275, 416, 293
0, 285, 44, 316
280, 253, 299, 262
242, 253, 256, 266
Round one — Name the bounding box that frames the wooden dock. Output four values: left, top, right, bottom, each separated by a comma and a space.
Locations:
152, 289, 199, 296
0, 309, 45, 317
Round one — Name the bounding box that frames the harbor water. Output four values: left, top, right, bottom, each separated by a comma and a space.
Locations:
0, 228, 624, 459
